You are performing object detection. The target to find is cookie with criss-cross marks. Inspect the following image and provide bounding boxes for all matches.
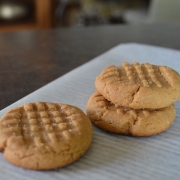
[95,62,180,109]
[0,102,92,170]
[86,92,176,136]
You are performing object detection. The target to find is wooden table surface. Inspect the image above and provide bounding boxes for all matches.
[0,23,180,110]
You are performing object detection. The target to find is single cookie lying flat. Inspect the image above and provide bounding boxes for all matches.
[86,92,176,136]
[95,62,180,109]
[0,102,92,170]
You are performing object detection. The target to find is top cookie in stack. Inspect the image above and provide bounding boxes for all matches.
[86,62,180,136]
[95,62,180,109]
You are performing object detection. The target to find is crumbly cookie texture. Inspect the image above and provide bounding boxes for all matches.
[86,92,176,136]
[95,62,180,109]
[0,102,92,170]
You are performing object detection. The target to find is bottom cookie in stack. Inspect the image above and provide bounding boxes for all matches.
[86,91,176,136]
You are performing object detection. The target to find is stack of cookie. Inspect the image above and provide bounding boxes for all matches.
[87,62,180,136]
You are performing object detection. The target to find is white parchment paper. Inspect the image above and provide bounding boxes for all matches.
[0,43,180,180]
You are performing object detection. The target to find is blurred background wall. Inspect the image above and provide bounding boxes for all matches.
[0,0,179,32]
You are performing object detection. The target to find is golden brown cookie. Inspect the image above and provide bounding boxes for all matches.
[95,62,180,109]
[0,102,92,170]
[86,92,176,136]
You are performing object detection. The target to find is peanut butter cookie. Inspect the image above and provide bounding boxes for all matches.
[0,102,92,170]
[95,62,180,109]
[86,92,176,136]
